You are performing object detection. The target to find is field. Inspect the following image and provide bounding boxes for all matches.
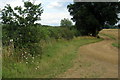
[99,29,119,48]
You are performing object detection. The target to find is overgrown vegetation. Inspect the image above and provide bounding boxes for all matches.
[3,37,102,78]
[1,1,44,57]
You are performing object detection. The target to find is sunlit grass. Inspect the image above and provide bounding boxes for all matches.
[112,42,120,48]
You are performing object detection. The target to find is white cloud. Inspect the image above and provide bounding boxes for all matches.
[47,2,63,9]
[40,12,72,26]
[34,0,42,4]
[9,0,24,8]
[1,0,42,9]
[37,0,73,2]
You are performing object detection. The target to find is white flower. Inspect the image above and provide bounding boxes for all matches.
[26,57,28,59]
[37,66,39,68]
[37,62,39,64]
[32,57,34,59]
[26,62,28,64]
[10,39,13,42]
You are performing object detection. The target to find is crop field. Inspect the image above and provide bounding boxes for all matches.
[99,29,118,39]
[99,29,120,48]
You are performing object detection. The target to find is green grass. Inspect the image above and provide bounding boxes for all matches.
[112,42,120,48]
[2,37,103,78]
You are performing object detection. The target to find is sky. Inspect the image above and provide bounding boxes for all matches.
[0,0,74,26]
[0,0,120,26]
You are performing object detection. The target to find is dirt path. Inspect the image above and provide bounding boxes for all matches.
[58,35,118,78]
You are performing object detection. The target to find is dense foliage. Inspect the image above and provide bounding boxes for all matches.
[67,2,120,36]
[2,25,76,56]
[1,2,43,26]
[118,24,120,28]
[1,1,44,56]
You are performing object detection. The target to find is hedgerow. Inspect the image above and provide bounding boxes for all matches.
[2,25,77,59]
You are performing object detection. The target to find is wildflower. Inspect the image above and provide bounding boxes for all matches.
[26,61,28,64]
[10,39,13,42]
[37,66,39,68]
[25,57,28,60]
[32,57,34,59]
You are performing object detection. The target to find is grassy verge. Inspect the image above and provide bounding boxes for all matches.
[3,37,103,78]
[112,43,120,48]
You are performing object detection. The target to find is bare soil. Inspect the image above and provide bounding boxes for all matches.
[57,35,118,78]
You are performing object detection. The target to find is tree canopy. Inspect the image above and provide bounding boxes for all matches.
[1,1,43,27]
[1,1,43,49]
[60,18,73,27]
[67,2,120,36]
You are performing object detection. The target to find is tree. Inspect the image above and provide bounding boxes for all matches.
[67,2,120,36]
[1,1,43,27]
[1,1,43,48]
[118,24,120,28]
[60,18,73,27]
